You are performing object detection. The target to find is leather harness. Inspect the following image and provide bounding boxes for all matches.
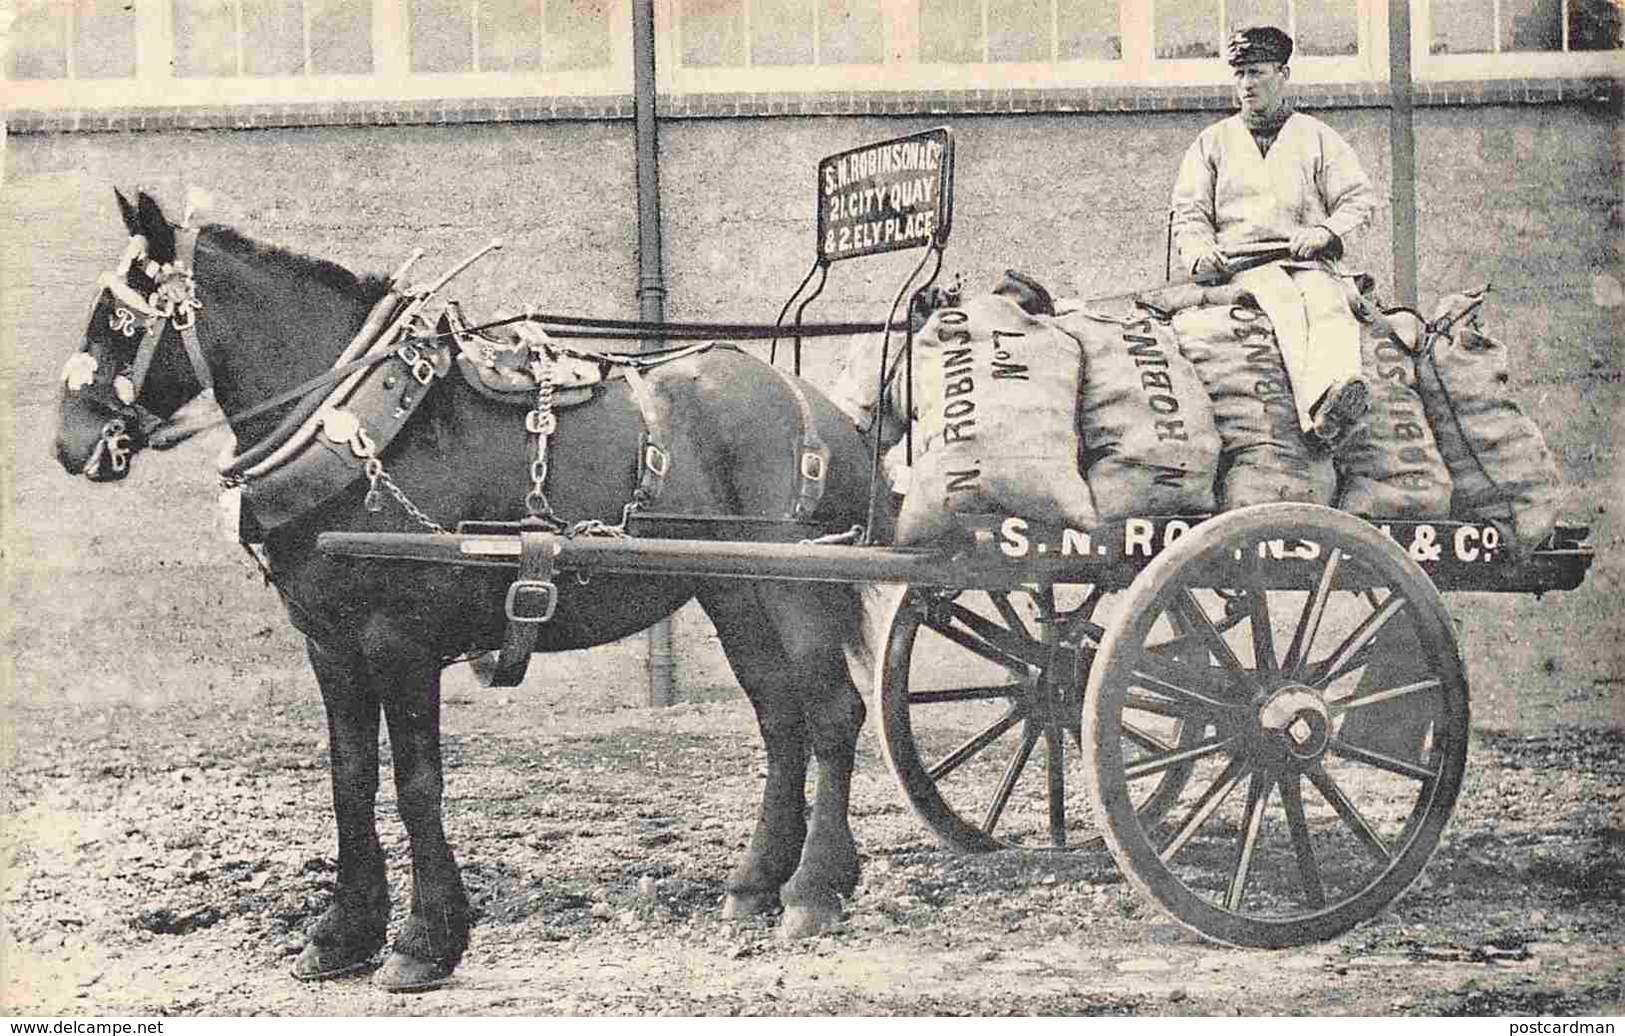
[82,231,850,689]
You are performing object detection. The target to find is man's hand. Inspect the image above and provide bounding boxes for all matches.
[1289,225,1338,259]
[1193,248,1231,285]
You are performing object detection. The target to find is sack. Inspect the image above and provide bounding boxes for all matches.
[1173,304,1336,510]
[1334,307,1453,518]
[1413,292,1563,552]
[895,293,1098,544]
[1057,308,1219,519]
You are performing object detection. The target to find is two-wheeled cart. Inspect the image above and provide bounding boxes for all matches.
[321,504,1592,947]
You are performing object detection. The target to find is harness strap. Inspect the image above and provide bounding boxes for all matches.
[763,364,830,521]
[473,526,560,688]
[620,366,671,512]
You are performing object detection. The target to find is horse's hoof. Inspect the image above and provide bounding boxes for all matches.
[778,900,839,941]
[374,951,453,993]
[721,889,780,920]
[291,942,379,982]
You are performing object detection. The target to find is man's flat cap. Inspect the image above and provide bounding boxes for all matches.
[1226,25,1294,66]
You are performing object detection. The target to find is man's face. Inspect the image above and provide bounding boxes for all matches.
[1234,61,1289,115]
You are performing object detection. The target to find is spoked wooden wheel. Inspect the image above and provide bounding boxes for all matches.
[1083,504,1468,947]
[877,583,1197,852]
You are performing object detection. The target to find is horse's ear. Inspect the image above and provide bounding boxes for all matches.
[136,191,176,262]
[115,189,140,237]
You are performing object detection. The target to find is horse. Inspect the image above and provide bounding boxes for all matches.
[53,190,888,992]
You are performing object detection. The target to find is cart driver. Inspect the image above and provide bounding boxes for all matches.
[1170,25,1378,451]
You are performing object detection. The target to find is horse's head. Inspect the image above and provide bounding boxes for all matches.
[55,190,213,481]
[828,332,913,451]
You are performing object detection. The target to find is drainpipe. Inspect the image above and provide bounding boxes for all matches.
[1388,0,1419,307]
[634,0,676,706]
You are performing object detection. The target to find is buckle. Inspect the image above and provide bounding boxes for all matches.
[398,343,436,385]
[644,444,670,478]
[800,449,828,482]
[505,579,558,624]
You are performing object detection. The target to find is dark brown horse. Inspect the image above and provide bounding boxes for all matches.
[54,191,884,991]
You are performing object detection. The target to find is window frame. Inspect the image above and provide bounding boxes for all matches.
[1413,0,1623,80]
[5,0,1616,111]
[3,0,634,110]
[657,0,1382,92]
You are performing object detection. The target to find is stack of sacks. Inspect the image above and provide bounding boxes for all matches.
[1054,306,1220,519]
[1333,298,1454,518]
[1172,304,1337,510]
[895,292,1098,545]
[1413,289,1564,553]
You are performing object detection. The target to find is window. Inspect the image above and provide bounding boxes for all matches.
[673,0,884,67]
[917,0,1121,63]
[1153,0,1359,61]
[1429,0,1621,54]
[171,0,372,77]
[7,0,138,80]
[407,0,612,74]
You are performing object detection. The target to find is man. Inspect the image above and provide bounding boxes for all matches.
[1170,25,1378,449]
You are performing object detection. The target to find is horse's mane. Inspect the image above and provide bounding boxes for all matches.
[203,224,393,304]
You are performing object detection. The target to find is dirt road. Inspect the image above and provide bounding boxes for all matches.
[3,655,1619,1016]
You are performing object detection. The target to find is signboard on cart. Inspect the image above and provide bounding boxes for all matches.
[817,127,954,263]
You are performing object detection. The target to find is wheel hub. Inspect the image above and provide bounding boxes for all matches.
[1257,685,1330,760]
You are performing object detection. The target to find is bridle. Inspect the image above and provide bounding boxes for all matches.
[73,227,212,476]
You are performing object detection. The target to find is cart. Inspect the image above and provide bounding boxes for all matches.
[317,129,1595,948]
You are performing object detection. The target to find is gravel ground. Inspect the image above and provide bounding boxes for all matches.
[3,655,1620,1016]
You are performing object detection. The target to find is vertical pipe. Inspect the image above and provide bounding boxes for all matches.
[633,0,676,706]
[1388,0,1419,307]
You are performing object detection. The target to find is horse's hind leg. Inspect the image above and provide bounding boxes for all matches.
[774,584,865,939]
[294,640,391,981]
[373,660,471,992]
[699,587,810,919]
[703,582,865,938]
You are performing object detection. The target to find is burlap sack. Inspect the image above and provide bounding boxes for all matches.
[1173,304,1336,510]
[1335,307,1454,518]
[1413,294,1563,552]
[895,293,1098,545]
[1056,308,1219,519]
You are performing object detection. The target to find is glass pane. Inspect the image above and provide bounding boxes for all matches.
[310,0,372,73]
[174,0,239,77]
[1224,0,1289,38]
[242,0,304,76]
[751,0,814,64]
[1503,0,1561,50]
[989,0,1049,61]
[1570,0,1624,50]
[1058,0,1122,60]
[1429,0,1493,53]
[8,1,68,79]
[1295,0,1358,56]
[920,0,982,62]
[544,0,610,70]
[73,0,139,78]
[820,0,883,63]
[1155,0,1219,58]
[681,0,746,66]
[480,0,540,72]
[411,0,473,72]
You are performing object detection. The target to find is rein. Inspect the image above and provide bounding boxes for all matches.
[153,311,913,452]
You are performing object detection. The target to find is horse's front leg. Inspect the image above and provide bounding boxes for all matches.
[294,639,391,981]
[374,660,470,992]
